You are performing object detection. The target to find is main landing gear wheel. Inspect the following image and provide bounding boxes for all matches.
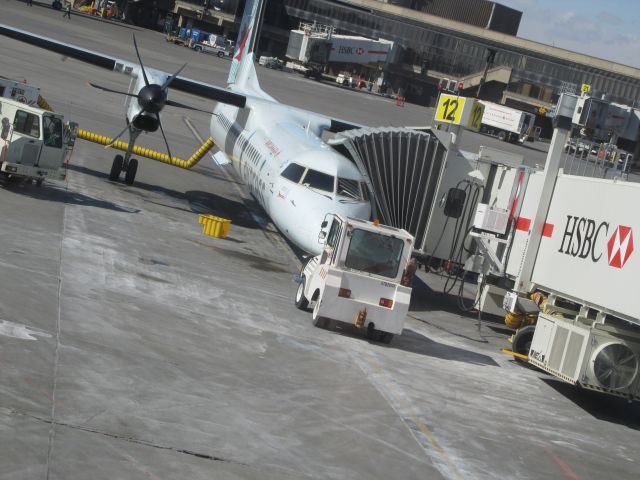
[124,158,138,185]
[295,278,309,310]
[109,154,123,181]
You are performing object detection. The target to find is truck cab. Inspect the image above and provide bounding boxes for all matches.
[0,98,73,185]
[295,214,414,342]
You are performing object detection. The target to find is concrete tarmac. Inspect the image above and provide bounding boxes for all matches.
[1,3,639,479]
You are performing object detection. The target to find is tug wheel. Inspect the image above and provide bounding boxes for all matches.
[295,278,309,310]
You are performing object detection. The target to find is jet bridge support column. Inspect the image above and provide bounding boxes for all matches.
[512,94,575,294]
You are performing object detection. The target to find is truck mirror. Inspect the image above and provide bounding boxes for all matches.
[318,231,327,242]
[321,220,328,228]
[443,188,466,218]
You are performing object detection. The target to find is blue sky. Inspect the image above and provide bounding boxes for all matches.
[497,0,640,68]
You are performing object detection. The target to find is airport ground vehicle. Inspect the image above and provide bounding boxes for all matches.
[0,97,74,186]
[165,31,189,46]
[478,100,536,143]
[295,214,414,343]
[0,77,40,106]
[192,42,231,58]
[258,56,284,70]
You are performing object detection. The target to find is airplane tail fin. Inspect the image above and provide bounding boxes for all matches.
[227,0,266,90]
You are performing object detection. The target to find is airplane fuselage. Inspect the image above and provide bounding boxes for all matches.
[210,98,371,255]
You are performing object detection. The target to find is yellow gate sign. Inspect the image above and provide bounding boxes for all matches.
[434,94,483,131]
[467,101,484,131]
[435,93,466,124]
[581,83,591,93]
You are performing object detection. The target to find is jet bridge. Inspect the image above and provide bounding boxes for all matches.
[329,126,484,265]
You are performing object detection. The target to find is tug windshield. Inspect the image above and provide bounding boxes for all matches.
[345,229,404,278]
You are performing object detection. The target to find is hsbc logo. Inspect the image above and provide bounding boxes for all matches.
[558,215,634,268]
[338,46,366,55]
[607,225,634,268]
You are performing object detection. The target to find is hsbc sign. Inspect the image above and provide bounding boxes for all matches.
[528,174,640,321]
[558,215,634,268]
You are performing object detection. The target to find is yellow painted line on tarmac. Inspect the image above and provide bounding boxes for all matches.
[411,415,464,480]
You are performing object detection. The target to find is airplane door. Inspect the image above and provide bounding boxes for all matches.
[37,114,64,169]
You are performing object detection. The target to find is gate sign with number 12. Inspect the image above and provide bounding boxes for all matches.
[467,102,484,131]
[435,94,483,131]
[435,94,465,124]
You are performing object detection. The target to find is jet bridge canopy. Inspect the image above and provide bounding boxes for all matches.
[330,126,478,261]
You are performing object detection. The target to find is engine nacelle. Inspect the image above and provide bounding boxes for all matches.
[131,113,159,132]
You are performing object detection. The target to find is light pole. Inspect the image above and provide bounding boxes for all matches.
[476,48,496,100]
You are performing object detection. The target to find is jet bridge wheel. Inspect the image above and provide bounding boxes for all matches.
[512,325,536,362]
[124,158,138,185]
[295,278,309,310]
[109,154,123,181]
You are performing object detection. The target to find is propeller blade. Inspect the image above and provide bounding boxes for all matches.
[87,81,138,97]
[105,122,130,148]
[165,99,211,114]
[162,63,187,91]
[155,113,173,161]
[132,34,150,87]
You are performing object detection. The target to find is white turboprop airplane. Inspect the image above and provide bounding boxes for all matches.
[0,0,371,255]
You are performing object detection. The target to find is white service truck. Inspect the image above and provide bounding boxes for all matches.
[468,93,640,400]
[478,100,536,143]
[0,97,74,186]
[295,214,415,343]
[0,77,40,106]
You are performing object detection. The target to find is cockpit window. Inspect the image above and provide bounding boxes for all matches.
[337,178,362,200]
[280,163,305,183]
[303,169,334,193]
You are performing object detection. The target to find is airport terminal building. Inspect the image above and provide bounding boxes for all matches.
[163,0,640,139]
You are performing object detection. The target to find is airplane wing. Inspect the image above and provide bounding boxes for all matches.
[0,23,246,108]
[0,23,363,131]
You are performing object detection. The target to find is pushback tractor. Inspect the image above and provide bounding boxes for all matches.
[295,214,415,343]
